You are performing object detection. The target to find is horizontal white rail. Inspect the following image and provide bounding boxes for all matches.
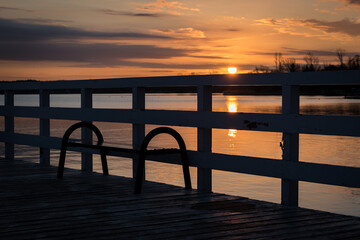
[1,106,359,137]
[1,132,359,188]
[1,71,360,207]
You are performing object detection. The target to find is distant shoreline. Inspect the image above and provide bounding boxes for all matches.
[1,77,359,97]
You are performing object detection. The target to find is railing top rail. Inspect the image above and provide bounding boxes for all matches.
[1,71,359,92]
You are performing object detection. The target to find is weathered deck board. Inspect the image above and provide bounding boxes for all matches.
[0,159,359,240]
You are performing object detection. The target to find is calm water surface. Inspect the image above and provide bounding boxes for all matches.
[1,94,359,216]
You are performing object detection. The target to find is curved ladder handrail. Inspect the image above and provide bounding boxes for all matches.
[135,127,192,193]
[57,121,108,179]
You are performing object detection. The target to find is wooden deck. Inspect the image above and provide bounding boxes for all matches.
[1,159,359,240]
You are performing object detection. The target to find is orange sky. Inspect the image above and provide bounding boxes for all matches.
[1,0,360,80]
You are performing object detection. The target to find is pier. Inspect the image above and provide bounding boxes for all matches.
[1,71,360,238]
[1,159,360,239]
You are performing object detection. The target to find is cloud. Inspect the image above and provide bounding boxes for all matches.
[283,47,360,56]
[151,27,206,38]
[321,0,360,10]
[0,42,192,64]
[247,48,360,58]
[0,40,231,70]
[15,18,72,25]
[303,18,360,36]
[225,28,242,32]
[256,18,323,38]
[73,61,232,69]
[256,17,360,37]
[190,55,227,59]
[282,48,339,56]
[136,0,199,15]
[100,9,166,17]
[0,6,32,12]
[70,60,254,71]
[0,18,170,42]
[342,0,360,6]
[314,8,338,15]
[0,17,223,70]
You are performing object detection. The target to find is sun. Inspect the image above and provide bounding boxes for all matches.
[228,67,237,74]
[228,103,237,112]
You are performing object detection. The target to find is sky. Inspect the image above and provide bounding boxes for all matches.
[1,0,360,80]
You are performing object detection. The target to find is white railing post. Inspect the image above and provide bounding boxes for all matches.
[81,88,93,172]
[132,87,145,179]
[197,85,212,192]
[40,90,50,166]
[281,84,300,206]
[5,90,14,160]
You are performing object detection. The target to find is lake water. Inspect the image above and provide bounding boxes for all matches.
[1,94,359,217]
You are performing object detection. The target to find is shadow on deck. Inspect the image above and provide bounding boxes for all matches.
[0,159,359,240]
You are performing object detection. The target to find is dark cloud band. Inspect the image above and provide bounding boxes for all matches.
[345,0,360,6]
[0,18,170,42]
[0,42,190,62]
[100,9,166,17]
[247,48,360,57]
[0,6,32,12]
[303,18,360,37]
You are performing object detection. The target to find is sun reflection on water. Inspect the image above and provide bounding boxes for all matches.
[227,102,237,113]
[228,129,237,138]
[227,97,238,138]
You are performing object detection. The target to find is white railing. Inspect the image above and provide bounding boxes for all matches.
[1,70,360,206]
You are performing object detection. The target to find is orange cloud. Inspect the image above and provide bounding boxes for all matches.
[0,6,32,12]
[314,8,338,15]
[256,17,360,38]
[320,0,360,10]
[341,0,360,5]
[151,27,206,38]
[136,0,199,15]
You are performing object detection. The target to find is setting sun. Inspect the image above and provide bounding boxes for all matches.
[228,67,237,74]
[228,102,237,112]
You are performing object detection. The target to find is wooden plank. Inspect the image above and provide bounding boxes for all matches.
[189,217,358,240]
[81,88,93,172]
[197,85,212,192]
[272,223,360,240]
[4,91,14,160]
[132,87,145,179]
[0,160,358,240]
[281,84,299,206]
[39,90,50,166]
[0,196,307,239]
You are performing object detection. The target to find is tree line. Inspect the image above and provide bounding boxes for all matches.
[253,49,360,73]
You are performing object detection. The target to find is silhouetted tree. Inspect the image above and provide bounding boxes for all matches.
[323,64,339,71]
[336,48,346,70]
[282,58,301,72]
[253,65,271,73]
[303,52,320,71]
[274,52,284,72]
[348,55,360,70]
[208,69,219,74]
[252,49,360,73]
